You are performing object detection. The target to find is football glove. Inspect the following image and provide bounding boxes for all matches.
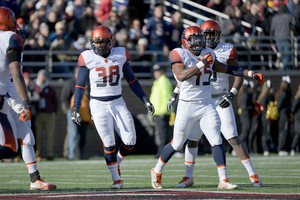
[167,92,179,113]
[0,95,4,110]
[219,92,235,109]
[19,100,31,121]
[71,108,82,125]
[9,97,24,114]
[196,53,214,70]
[144,98,155,116]
[251,72,265,84]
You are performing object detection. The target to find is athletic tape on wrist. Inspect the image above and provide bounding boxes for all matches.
[174,87,180,94]
[248,71,253,77]
[230,88,238,95]
[196,61,205,70]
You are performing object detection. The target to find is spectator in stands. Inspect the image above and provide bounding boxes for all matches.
[142,5,170,62]
[241,0,252,16]
[102,10,125,35]
[276,75,292,156]
[39,23,50,45]
[238,80,254,149]
[51,0,65,21]
[73,0,86,21]
[222,5,244,37]
[291,84,300,156]
[36,5,48,23]
[48,21,71,50]
[287,0,299,15]
[75,6,98,36]
[248,83,262,154]
[27,15,41,40]
[243,2,262,35]
[115,28,135,50]
[95,0,112,23]
[64,2,76,38]
[167,11,184,50]
[129,18,144,46]
[35,0,51,17]
[17,18,26,31]
[61,66,78,160]
[31,69,59,161]
[270,4,296,70]
[149,64,173,158]
[205,0,225,19]
[19,0,37,24]
[46,10,58,34]
[259,80,275,156]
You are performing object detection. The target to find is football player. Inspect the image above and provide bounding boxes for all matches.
[71,25,155,189]
[150,26,264,189]
[168,20,262,189]
[5,23,56,190]
[0,7,30,160]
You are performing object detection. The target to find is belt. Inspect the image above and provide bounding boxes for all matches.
[180,99,209,104]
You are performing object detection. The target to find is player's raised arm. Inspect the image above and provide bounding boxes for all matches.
[71,54,89,125]
[212,59,265,84]
[123,49,155,115]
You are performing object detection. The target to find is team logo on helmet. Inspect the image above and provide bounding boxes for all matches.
[0,7,16,31]
[200,20,221,48]
[90,25,114,56]
[181,26,206,53]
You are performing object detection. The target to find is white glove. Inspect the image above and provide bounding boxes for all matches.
[8,97,24,115]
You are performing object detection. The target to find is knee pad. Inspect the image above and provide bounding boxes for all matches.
[209,135,223,146]
[187,140,199,148]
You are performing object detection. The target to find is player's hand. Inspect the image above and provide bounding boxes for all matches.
[251,72,265,84]
[196,53,213,70]
[219,92,235,109]
[71,108,82,125]
[9,97,24,114]
[0,95,4,110]
[19,100,31,121]
[167,92,179,113]
[144,98,155,116]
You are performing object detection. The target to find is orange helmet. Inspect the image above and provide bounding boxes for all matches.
[200,20,221,48]
[0,7,16,31]
[90,25,114,56]
[181,26,205,53]
[16,23,25,44]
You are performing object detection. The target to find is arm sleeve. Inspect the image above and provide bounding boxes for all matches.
[73,66,89,110]
[277,92,286,111]
[123,61,147,101]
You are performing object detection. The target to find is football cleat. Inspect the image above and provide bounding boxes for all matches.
[249,174,263,187]
[30,178,57,190]
[110,180,124,189]
[175,176,194,188]
[218,178,238,189]
[151,168,163,189]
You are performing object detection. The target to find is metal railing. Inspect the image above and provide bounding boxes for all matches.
[22,36,300,79]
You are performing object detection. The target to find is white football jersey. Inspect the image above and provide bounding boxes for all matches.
[169,47,216,101]
[211,42,238,95]
[7,53,23,99]
[79,47,128,98]
[0,31,20,95]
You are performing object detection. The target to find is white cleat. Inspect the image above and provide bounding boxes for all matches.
[30,178,57,190]
[249,174,263,187]
[151,168,163,189]
[175,176,194,188]
[110,180,124,189]
[218,178,238,189]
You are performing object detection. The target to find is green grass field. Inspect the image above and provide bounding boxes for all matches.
[0,153,300,194]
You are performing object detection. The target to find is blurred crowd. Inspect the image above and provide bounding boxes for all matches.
[1,0,300,75]
[230,75,300,156]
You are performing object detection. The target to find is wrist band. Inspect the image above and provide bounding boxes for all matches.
[248,70,253,77]
[230,88,238,95]
[174,87,180,94]
[196,61,205,70]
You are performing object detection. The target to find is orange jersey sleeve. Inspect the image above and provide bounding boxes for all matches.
[125,48,131,62]
[169,50,182,64]
[78,54,86,66]
[229,46,238,60]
